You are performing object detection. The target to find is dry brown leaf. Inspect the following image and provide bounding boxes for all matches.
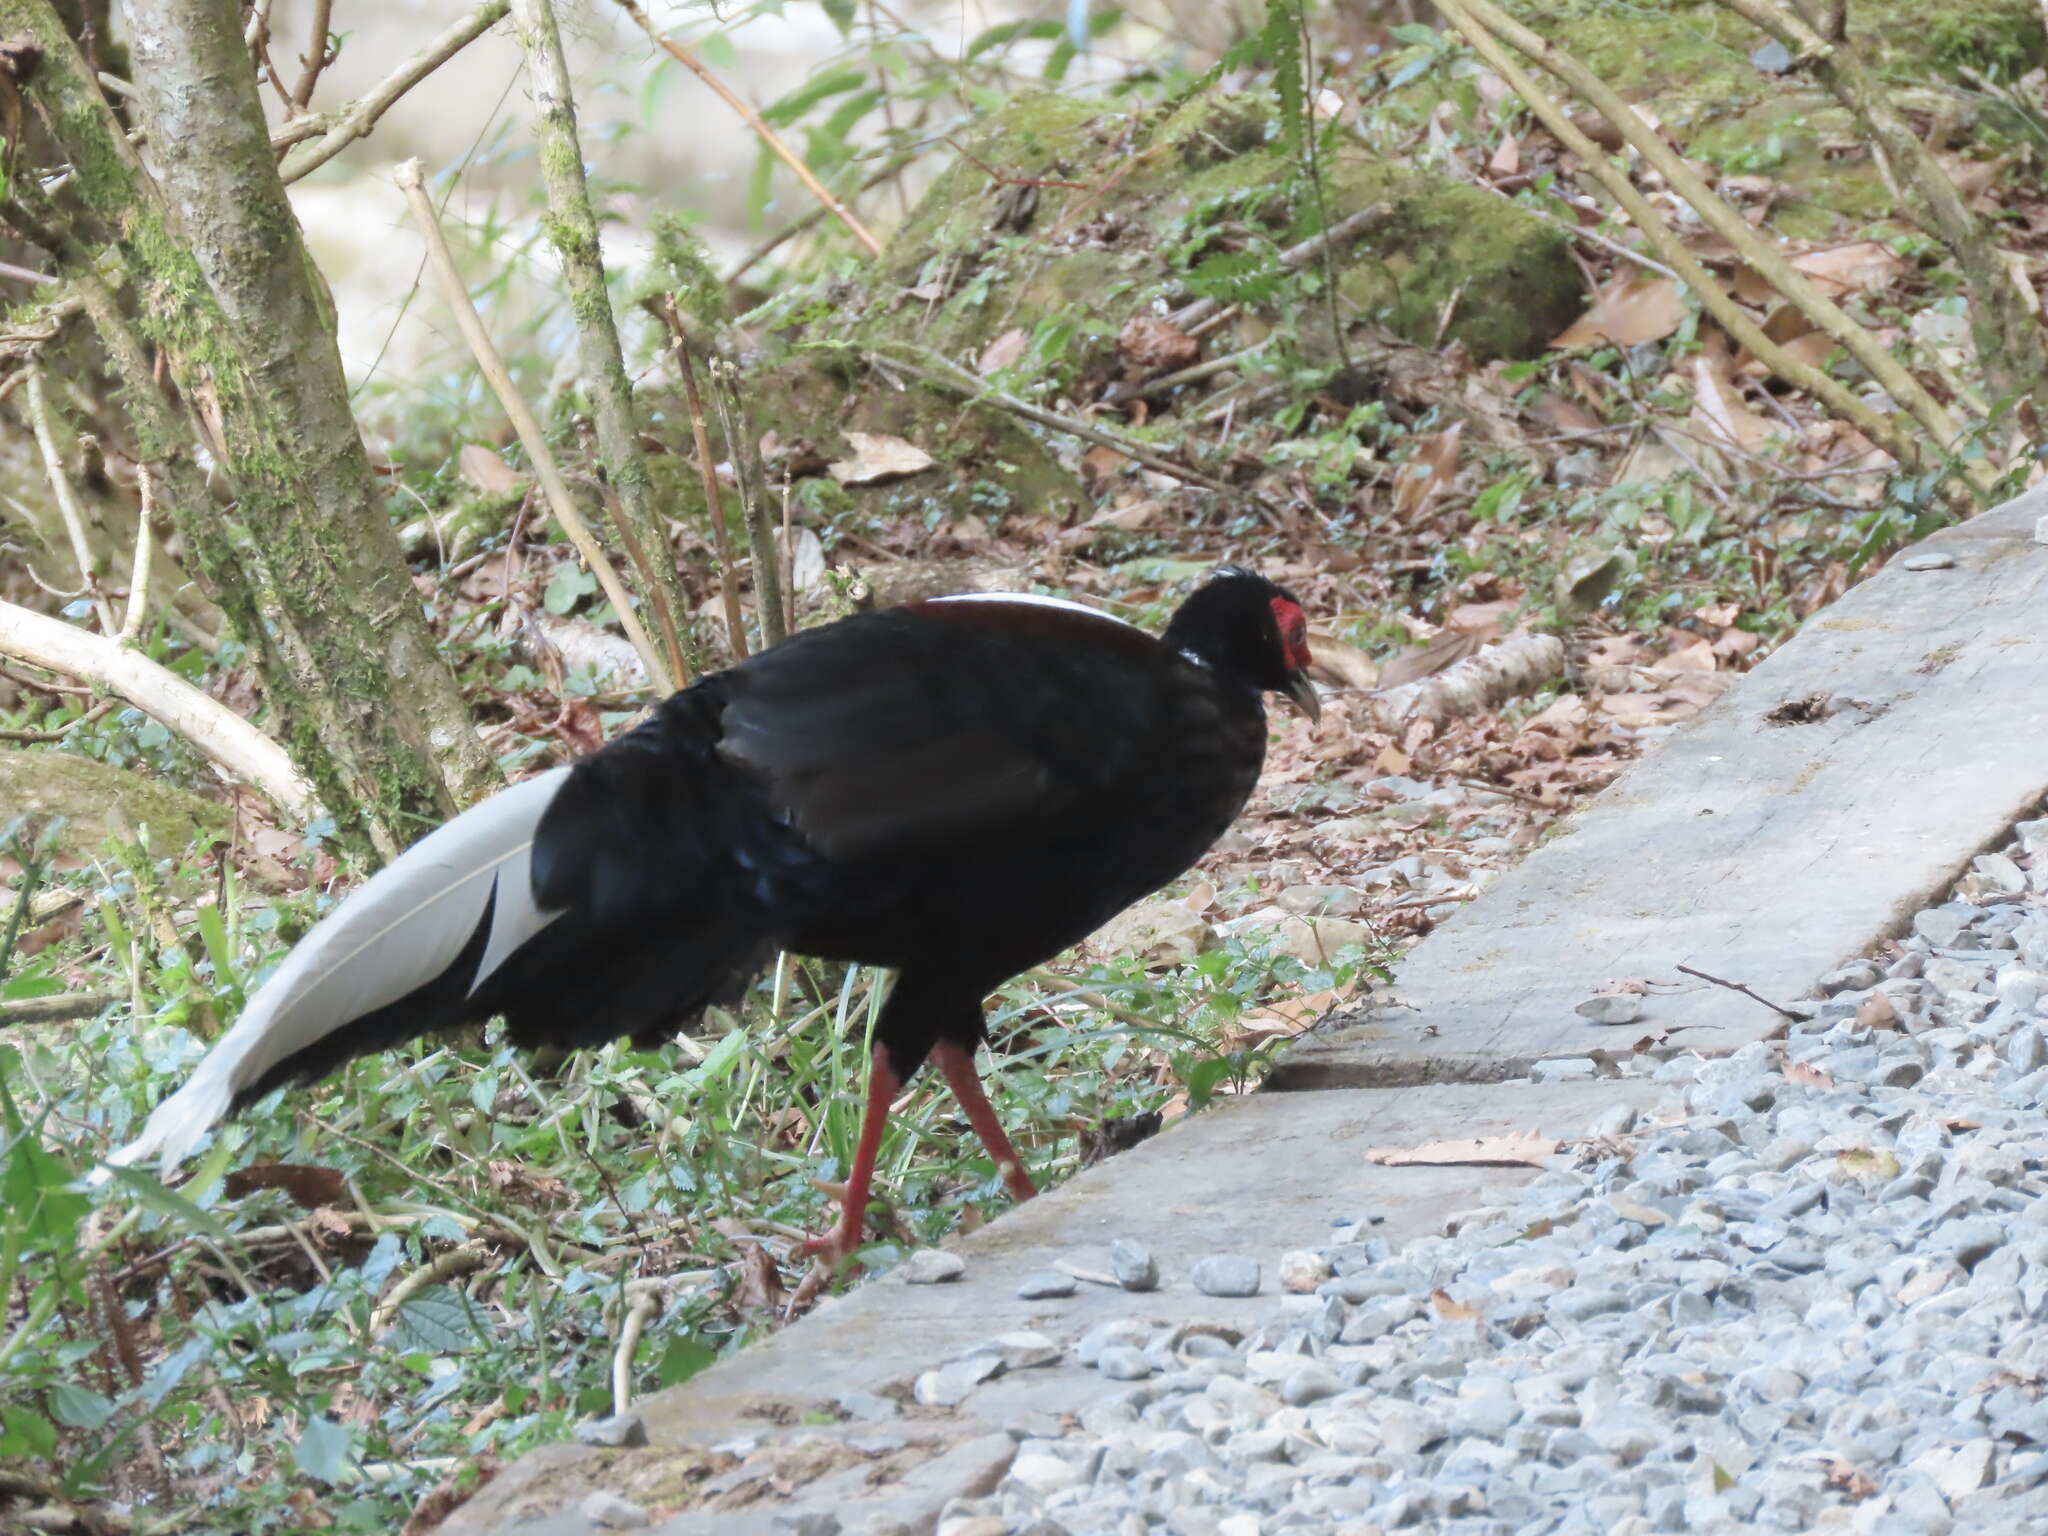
[828,431,936,486]
[978,327,1029,375]
[1793,241,1907,297]
[1651,638,1718,673]
[459,443,522,496]
[1118,315,1200,371]
[1375,742,1412,775]
[1306,633,1379,689]
[1786,1059,1835,1089]
[1609,1197,1667,1227]
[1531,391,1603,433]
[1447,598,1515,635]
[1690,356,1777,452]
[222,1163,348,1208]
[1524,693,1588,731]
[1432,1287,1482,1320]
[1368,1131,1561,1168]
[1488,134,1521,178]
[1390,422,1464,518]
[1857,991,1899,1031]
[1378,629,1484,689]
[1553,274,1687,348]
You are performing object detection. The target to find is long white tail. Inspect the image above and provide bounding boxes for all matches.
[103,768,572,1174]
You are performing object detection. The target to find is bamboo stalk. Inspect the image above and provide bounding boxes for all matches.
[395,158,674,695]
[509,0,697,681]
[660,306,749,662]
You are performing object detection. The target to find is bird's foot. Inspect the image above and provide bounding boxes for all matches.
[785,1220,866,1320]
[792,1217,866,1273]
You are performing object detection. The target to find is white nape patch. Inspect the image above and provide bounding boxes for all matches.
[926,592,1142,630]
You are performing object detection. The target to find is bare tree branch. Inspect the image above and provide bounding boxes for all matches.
[0,601,319,819]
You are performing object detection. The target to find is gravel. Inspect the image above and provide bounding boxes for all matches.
[945,812,2048,1536]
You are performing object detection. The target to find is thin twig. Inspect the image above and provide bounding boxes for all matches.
[612,0,883,257]
[0,259,57,286]
[1166,203,1393,333]
[871,348,1241,498]
[24,367,118,634]
[289,0,334,110]
[1675,963,1813,1022]
[656,300,748,660]
[711,358,786,648]
[120,465,155,643]
[278,2,511,184]
[0,991,112,1028]
[395,158,673,694]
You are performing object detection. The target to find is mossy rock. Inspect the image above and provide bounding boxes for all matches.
[863,90,1577,366]
[0,748,228,867]
[1398,0,2046,237]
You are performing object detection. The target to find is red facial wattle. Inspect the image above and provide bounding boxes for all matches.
[1269,596,1313,671]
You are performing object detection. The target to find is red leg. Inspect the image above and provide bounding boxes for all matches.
[932,1040,1037,1204]
[796,1045,900,1269]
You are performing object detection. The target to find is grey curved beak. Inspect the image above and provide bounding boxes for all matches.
[1283,671,1321,724]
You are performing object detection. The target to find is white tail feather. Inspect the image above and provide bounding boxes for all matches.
[103,768,572,1175]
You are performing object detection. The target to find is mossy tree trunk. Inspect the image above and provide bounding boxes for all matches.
[0,0,500,856]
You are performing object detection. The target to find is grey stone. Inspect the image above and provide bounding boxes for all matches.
[578,1491,651,1529]
[1917,909,1971,948]
[901,1249,966,1285]
[915,1353,1003,1407]
[1110,1239,1159,1292]
[574,1413,647,1448]
[836,1390,900,1422]
[1192,1256,1262,1297]
[1576,994,1643,1025]
[1016,1271,1078,1300]
[1901,550,1956,571]
[1097,1346,1153,1381]
[1279,1366,1342,1406]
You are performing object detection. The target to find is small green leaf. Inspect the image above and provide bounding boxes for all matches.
[656,1335,716,1387]
[0,1409,58,1459]
[294,1414,356,1484]
[543,564,599,615]
[391,1287,481,1353]
[49,1382,113,1431]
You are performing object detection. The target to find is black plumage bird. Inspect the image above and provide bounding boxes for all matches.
[113,567,1318,1263]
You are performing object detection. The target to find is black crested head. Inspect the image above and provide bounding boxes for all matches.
[1162,566,1320,721]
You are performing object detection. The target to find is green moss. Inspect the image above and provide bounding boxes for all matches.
[867,90,1575,367]
[0,749,227,864]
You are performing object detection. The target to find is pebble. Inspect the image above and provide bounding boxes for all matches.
[1016,1271,1078,1300]
[1109,1239,1158,1292]
[914,1353,1002,1407]
[1095,1346,1152,1381]
[1277,1249,1332,1293]
[1900,550,1955,571]
[1191,1256,1262,1297]
[1575,994,1643,1025]
[578,1491,651,1529]
[574,1412,647,1449]
[901,1249,965,1284]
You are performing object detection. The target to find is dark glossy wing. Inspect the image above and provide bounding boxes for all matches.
[715,605,1162,863]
